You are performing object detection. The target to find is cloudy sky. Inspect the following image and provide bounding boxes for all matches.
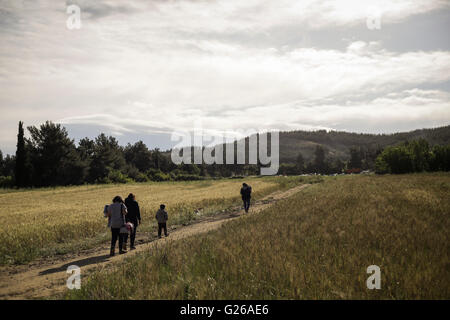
[1,0,450,154]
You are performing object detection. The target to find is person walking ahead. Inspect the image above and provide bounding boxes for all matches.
[124,193,141,250]
[240,183,252,213]
[107,196,128,256]
[155,204,168,238]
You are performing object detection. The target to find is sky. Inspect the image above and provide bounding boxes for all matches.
[1,0,450,154]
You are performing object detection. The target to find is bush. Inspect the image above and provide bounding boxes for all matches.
[107,170,133,184]
[376,140,450,174]
[375,156,389,174]
[123,165,140,180]
[429,145,450,171]
[278,163,299,175]
[174,174,204,181]
[0,176,13,188]
[376,144,413,174]
[147,170,171,182]
[134,172,149,182]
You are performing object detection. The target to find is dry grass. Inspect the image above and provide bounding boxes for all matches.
[67,173,449,300]
[0,177,285,264]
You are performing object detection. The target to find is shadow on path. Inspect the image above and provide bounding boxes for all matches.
[39,254,111,276]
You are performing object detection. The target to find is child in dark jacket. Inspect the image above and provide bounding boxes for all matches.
[155,204,168,238]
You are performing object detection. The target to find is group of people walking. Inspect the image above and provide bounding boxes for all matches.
[105,183,251,256]
[104,194,169,256]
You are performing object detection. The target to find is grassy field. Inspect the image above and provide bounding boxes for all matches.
[0,176,300,265]
[66,173,449,299]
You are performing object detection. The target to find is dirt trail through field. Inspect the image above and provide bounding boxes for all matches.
[0,184,308,299]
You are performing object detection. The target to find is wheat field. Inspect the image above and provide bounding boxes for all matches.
[0,177,286,264]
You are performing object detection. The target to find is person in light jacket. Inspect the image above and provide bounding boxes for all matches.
[155,204,168,238]
[106,196,128,256]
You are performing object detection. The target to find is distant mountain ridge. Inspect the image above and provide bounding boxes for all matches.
[277,125,450,163]
[182,125,450,164]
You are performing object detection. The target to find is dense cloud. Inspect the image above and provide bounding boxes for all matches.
[0,0,449,153]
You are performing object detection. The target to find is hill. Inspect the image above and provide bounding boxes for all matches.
[167,125,450,174]
[277,125,450,163]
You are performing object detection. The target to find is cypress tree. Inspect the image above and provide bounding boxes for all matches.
[15,121,27,187]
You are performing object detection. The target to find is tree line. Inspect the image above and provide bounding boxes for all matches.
[278,144,383,175]
[277,140,449,176]
[0,121,262,188]
[1,121,449,188]
[375,139,450,174]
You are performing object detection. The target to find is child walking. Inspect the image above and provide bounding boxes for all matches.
[155,204,169,238]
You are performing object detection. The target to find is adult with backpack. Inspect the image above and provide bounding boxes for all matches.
[240,183,252,213]
[124,193,141,250]
[106,196,128,256]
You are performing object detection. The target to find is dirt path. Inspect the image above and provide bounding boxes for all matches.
[0,184,308,299]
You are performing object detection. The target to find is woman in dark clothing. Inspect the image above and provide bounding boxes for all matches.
[124,193,141,250]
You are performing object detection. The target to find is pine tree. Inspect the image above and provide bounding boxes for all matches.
[349,147,363,169]
[296,152,305,173]
[27,121,87,186]
[313,145,326,173]
[15,121,28,187]
[0,150,3,176]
